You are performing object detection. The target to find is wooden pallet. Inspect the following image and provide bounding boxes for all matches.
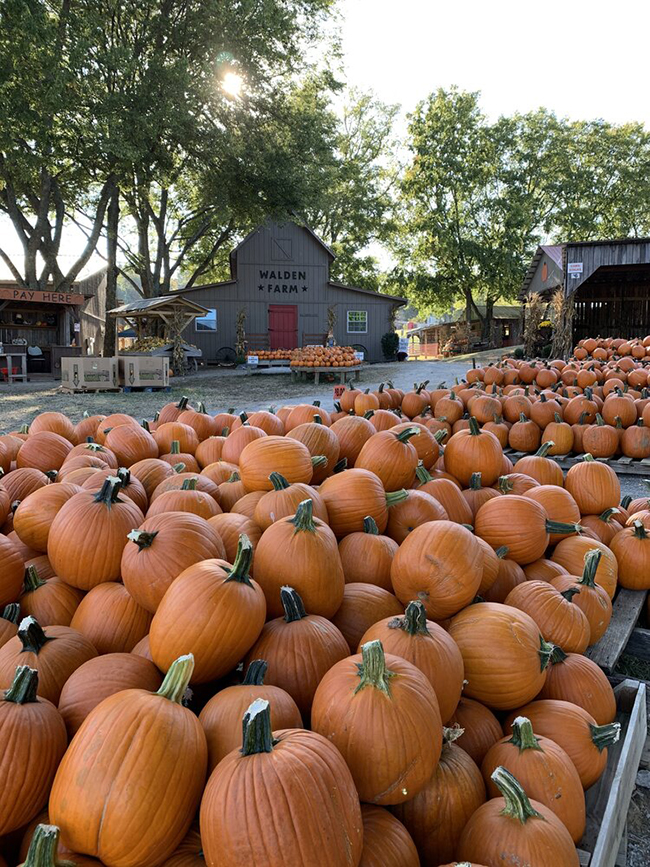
[505,448,650,476]
[587,589,649,674]
[121,385,172,393]
[58,386,123,394]
[290,365,362,385]
[577,679,647,866]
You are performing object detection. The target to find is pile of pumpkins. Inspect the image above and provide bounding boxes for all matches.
[0,393,647,866]
[290,346,359,368]
[574,335,650,360]
[246,349,293,361]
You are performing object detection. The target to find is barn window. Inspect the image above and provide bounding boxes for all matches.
[504,324,511,337]
[195,309,217,332]
[347,310,368,333]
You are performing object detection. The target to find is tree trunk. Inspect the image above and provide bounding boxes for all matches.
[483,296,495,346]
[103,183,119,357]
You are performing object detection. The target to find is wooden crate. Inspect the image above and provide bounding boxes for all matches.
[60,356,118,390]
[577,679,646,866]
[118,356,169,388]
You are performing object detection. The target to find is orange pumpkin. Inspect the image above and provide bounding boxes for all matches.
[444,417,503,486]
[239,436,318,491]
[504,580,591,654]
[355,427,420,490]
[331,583,403,652]
[358,805,419,867]
[549,549,612,643]
[564,453,620,515]
[319,469,407,536]
[13,483,83,554]
[20,567,83,627]
[447,696,504,765]
[252,472,328,529]
[537,646,616,725]
[70,583,153,655]
[514,441,564,486]
[337,516,398,591]
[551,536,618,598]
[609,519,650,589]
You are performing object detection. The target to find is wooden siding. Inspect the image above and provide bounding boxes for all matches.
[565,241,650,295]
[527,250,564,296]
[180,222,403,362]
[77,270,107,353]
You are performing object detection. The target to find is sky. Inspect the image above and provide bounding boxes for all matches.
[2,0,650,280]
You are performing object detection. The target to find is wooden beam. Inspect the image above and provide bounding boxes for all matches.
[586,589,648,674]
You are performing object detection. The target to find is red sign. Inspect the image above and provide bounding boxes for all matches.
[0,287,85,305]
[333,385,346,401]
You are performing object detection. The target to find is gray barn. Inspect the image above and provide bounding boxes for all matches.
[178,221,406,363]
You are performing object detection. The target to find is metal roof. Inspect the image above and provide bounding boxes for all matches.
[109,295,209,316]
[327,281,406,304]
[520,245,564,298]
[567,236,650,248]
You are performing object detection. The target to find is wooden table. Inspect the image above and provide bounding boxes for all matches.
[291,365,362,385]
[0,352,27,384]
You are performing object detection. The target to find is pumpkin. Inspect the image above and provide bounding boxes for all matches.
[285,401,332,430]
[540,412,573,455]
[252,472,328,529]
[0,666,67,836]
[254,499,344,618]
[447,696,503,765]
[385,488,448,543]
[330,415,375,465]
[200,698,363,867]
[231,489,266,518]
[220,424,267,464]
[415,470,473,523]
[149,535,266,683]
[443,417,503,486]
[537,646,616,725]
[58,652,163,737]
[514,442,564,486]
[48,478,144,590]
[13,483,81,553]
[178,403,219,440]
[582,414,620,458]
[551,536,618,598]
[474,495,580,565]
[475,537,503,595]
[131,635,153,661]
[16,432,73,473]
[70,583,153,655]
[391,521,483,619]
[159,440,200,473]
[523,485,581,543]
[564,453,620,515]
[359,805,419,867]
[121,512,226,613]
[337,516,398,591]
[435,390,464,424]
[63,441,118,468]
[0,534,25,609]
[153,421,200,456]
[20,567,83,627]
[503,699,620,789]
[523,558,569,582]
[0,617,97,704]
[158,396,193,424]
[621,418,650,458]
[355,427,420,490]
[286,418,340,483]
[319,468,407,536]
[29,411,76,442]
[244,586,349,719]
[81,467,148,513]
[508,413,541,452]
[216,471,246,510]
[245,409,286,437]
[104,423,158,466]
[462,472,500,520]
[495,472,540,496]
[160,822,203,867]
[331,583,403,652]
[207,513,261,564]
[0,603,20,649]
[0,466,49,503]
[201,460,240,486]
[609,519,650,589]
[199,658,302,773]
[391,726,486,865]
[549,549,612,643]
[146,477,222,520]
[359,600,464,723]
[213,407,238,432]
[392,421,440,469]
[448,603,551,710]
[482,553,526,604]
[128,457,176,499]
[194,435,227,468]
[50,654,207,866]
[239,436,322,493]
[311,640,442,804]
[504,580,591,653]
[458,766,579,866]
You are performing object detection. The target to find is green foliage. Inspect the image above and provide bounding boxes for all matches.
[381,331,399,360]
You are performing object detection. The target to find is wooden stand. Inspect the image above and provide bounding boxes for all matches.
[290,365,362,385]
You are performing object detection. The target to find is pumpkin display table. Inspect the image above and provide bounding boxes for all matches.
[291,364,362,384]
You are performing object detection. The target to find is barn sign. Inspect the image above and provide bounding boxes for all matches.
[0,287,85,305]
[258,269,308,294]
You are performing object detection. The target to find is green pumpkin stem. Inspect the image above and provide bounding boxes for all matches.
[180,477,198,491]
[497,476,514,495]
[224,535,254,586]
[269,472,290,491]
[620,495,633,509]
[496,546,509,559]
[580,549,602,587]
[242,659,268,686]
[221,426,230,437]
[632,519,648,539]
[545,519,583,535]
[23,565,46,593]
[18,617,52,654]
[239,411,249,424]
[390,600,428,635]
[241,698,275,755]
[141,419,151,432]
[170,440,181,455]
[94,476,122,506]
[433,428,449,444]
[333,458,348,473]
[590,721,621,752]
[226,471,241,483]
[534,441,554,457]
[280,586,307,622]
[21,823,64,867]
[117,468,131,487]
[177,396,189,410]
[311,455,328,469]
[395,426,420,444]
[595,413,605,426]
[198,401,207,414]
[598,507,619,523]
[560,587,581,602]
[355,639,395,695]
[44,470,58,482]
[385,489,408,507]
[538,636,554,671]
[518,412,528,424]
[156,654,195,704]
[467,416,481,436]
[415,465,433,485]
[363,516,379,534]
[491,766,543,824]
[2,603,20,624]
[583,453,595,462]
[549,645,568,665]
[508,716,543,752]
[469,472,482,490]
[173,462,186,473]
[4,665,39,704]
[127,529,159,551]
[289,499,316,532]
[313,414,323,425]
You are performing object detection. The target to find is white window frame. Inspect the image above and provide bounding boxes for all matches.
[195,308,217,333]
[347,310,368,334]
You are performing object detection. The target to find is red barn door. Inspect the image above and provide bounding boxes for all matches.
[268,305,298,349]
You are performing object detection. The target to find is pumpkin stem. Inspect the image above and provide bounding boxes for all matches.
[156,654,195,704]
[180,477,198,491]
[442,724,465,745]
[311,455,328,469]
[289,499,316,533]
[173,462,186,473]
[599,507,619,523]
[390,600,428,635]
[621,494,633,509]
[469,472,482,490]
[4,664,39,704]
[560,587,581,602]
[154,411,160,422]
[580,549,602,587]
[590,722,621,752]
[534,441,553,457]
[518,412,528,424]
[23,565,46,593]
[280,586,308,622]
[127,528,159,551]
[2,603,20,624]
[333,458,348,474]
[363,516,379,535]
[633,519,648,539]
[141,419,151,432]
[242,659,268,686]
[84,441,103,451]
[491,766,543,824]
[221,426,230,437]
[224,535,254,586]
[116,468,131,487]
[44,470,58,481]
[385,489,408,507]
[545,519,583,536]
[363,410,375,419]
[553,412,563,423]
[177,396,189,410]
[17,616,52,654]
[355,639,395,696]
[269,472,290,491]
[21,823,65,867]
[583,453,595,462]
[496,546,509,559]
[508,716,543,752]
[467,416,481,436]
[595,413,605,426]
[497,476,514,495]
[241,698,275,755]
[313,414,323,425]
[226,472,241,483]
[197,401,207,414]
[433,428,448,444]
[94,476,122,506]
[415,465,433,485]
[549,645,568,665]
[170,440,181,455]
[395,426,419,444]
[538,636,554,671]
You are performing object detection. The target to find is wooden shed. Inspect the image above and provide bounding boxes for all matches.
[521,239,650,342]
[176,221,406,363]
[407,304,523,358]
